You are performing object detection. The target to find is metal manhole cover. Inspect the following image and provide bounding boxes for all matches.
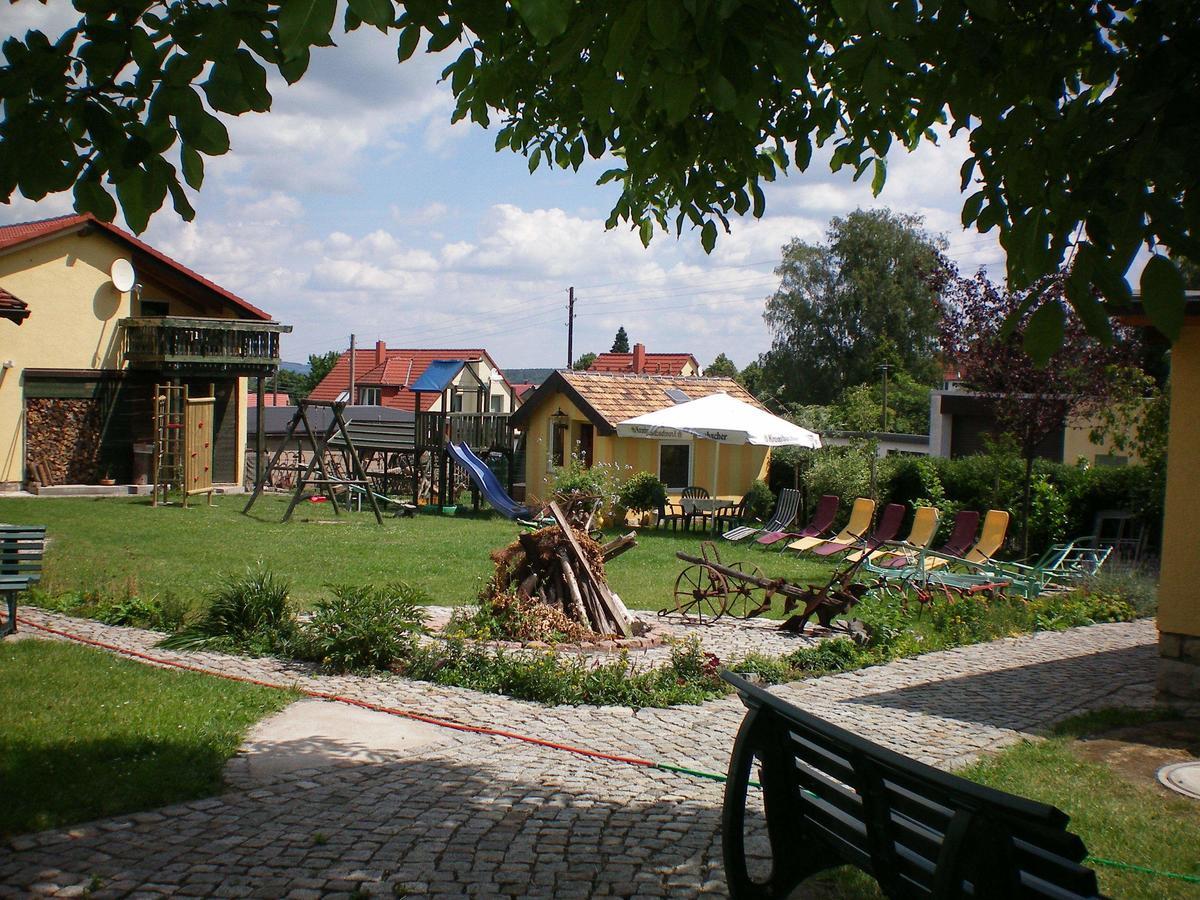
[1157,761,1200,800]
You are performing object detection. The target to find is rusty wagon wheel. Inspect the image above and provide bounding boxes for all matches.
[721,561,767,619]
[670,564,730,625]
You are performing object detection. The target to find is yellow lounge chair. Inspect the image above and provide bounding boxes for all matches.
[855,506,941,564]
[964,508,1010,564]
[789,497,875,553]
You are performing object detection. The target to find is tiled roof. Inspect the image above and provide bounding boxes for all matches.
[0,213,272,321]
[0,286,30,324]
[512,370,762,434]
[308,348,504,413]
[588,351,698,375]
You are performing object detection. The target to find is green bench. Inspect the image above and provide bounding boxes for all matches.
[1,525,46,637]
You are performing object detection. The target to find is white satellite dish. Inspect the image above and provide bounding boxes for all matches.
[110,258,135,293]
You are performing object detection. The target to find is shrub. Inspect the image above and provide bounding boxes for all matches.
[618,471,667,513]
[446,591,590,644]
[160,570,295,655]
[294,582,429,673]
[784,638,869,674]
[1028,592,1137,631]
[803,446,876,521]
[743,479,775,522]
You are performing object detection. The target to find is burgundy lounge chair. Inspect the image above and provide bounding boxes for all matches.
[757,494,838,546]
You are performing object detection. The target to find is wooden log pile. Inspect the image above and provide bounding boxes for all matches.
[25,398,104,485]
[482,501,635,638]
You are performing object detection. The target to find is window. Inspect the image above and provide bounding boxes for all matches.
[551,422,567,467]
[140,299,170,317]
[450,392,464,412]
[659,442,691,489]
[490,393,505,413]
[359,387,381,405]
[576,424,594,468]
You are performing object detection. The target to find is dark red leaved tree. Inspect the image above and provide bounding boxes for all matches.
[937,267,1134,558]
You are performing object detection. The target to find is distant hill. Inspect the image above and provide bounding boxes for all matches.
[503,367,555,385]
[280,361,310,375]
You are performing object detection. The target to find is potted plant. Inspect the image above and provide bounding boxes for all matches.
[619,472,668,527]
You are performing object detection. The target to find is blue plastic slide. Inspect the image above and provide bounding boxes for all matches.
[446,442,532,520]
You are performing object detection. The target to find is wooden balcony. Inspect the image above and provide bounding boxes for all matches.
[120,317,292,375]
[417,411,514,452]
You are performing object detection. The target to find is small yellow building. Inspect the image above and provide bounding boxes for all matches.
[0,214,290,491]
[509,371,770,502]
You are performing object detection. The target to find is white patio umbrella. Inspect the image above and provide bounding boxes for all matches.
[616,393,820,506]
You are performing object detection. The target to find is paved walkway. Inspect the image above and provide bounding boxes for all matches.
[2,611,1158,898]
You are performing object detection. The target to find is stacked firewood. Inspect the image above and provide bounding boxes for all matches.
[482,501,636,638]
[25,399,104,485]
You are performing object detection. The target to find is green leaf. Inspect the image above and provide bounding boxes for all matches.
[528,148,541,173]
[115,170,152,234]
[278,0,337,61]
[396,24,421,62]
[180,143,204,190]
[512,0,571,45]
[167,176,196,221]
[659,72,696,123]
[1022,301,1065,366]
[1064,265,1112,344]
[751,182,765,218]
[1139,254,1186,343]
[639,218,654,247]
[646,0,683,47]
[604,2,645,73]
[450,48,474,94]
[279,47,310,84]
[178,108,230,156]
[961,190,985,227]
[203,58,252,115]
[347,0,394,30]
[870,158,886,196]
[73,177,116,221]
[235,51,272,111]
[701,220,717,253]
[832,0,868,29]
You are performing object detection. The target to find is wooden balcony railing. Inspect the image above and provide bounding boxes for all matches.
[120,317,292,375]
[417,411,514,451]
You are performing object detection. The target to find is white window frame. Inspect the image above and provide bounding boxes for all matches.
[359,386,381,405]
[658,441,693,490]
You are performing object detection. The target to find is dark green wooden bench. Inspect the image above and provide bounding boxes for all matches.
[722,672,1100,898]
[1,525,46,637]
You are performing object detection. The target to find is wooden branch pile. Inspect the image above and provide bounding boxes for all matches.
[483,501,635,638]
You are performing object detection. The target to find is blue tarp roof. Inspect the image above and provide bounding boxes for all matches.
[409,359,465,393]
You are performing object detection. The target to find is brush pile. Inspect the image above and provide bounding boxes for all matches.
[480,501,636,639]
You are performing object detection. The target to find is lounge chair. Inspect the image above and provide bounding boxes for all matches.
[864,504,945,566]
[933,537,1112,600]
[812,502,904,558]
[964,509,1010,564]
[870,509,979,572]
[788,497,875,553]
[756,494,837,547]
[845,504,936,563]
[722,488,800,542]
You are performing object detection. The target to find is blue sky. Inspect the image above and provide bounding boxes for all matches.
[3,7,1008,372]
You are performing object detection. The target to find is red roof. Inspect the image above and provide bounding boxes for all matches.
[0,287,30,324]
[309,347,509,413]
[589,351,699,375]
[0,213,272,321]
[247,392,293,407]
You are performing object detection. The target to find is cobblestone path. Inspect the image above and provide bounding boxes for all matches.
[1,611,1157,898]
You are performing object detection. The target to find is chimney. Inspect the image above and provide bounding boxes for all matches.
[632,342,646,374]
[375,340,387,366]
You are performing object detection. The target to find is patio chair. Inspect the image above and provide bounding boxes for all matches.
[655,497,687,531]
[788,497,875,553]
[843,503,925,563]
[813,502,904,558]
[756,494,838,547]
[712,494,748,534]
[681,486,712,531]
[871,509,981,572]
[723,488,800,542]
[964,508,1010,564]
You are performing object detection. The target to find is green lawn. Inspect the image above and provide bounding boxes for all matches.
[0,494,837,613]
[0,639,294,837]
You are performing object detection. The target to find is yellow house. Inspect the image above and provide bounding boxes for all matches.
[0,214,290,491]
[509,370,770,502]
[1117,292,1200,706]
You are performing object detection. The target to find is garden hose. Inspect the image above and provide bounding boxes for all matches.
[15,616,1199,887]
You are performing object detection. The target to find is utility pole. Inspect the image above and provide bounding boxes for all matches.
[348,333,356,405]
[878,363,892,433]
[566,287,575,368]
